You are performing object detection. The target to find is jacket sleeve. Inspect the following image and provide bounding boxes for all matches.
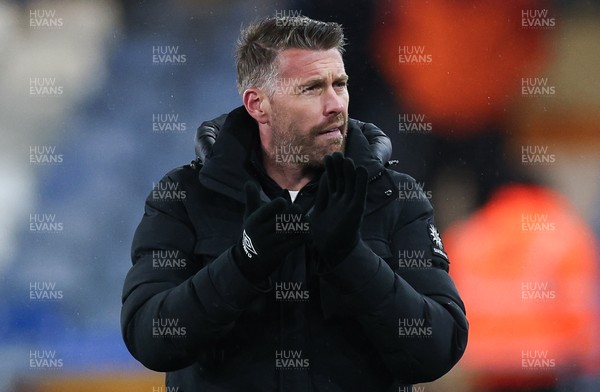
[318,173,468,384]
[120,168,266,372]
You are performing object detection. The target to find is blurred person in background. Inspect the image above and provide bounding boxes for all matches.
[371,1,600,391]
[121,15,468,391]
[444,182,599,392]
[5,1,296,390]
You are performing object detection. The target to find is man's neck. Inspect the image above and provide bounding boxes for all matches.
[262,157,315,191]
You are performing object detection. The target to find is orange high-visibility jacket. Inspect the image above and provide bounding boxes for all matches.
[444,185,598,386]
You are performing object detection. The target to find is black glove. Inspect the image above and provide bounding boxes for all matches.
[309,152,368,266]
[233,182,307,284]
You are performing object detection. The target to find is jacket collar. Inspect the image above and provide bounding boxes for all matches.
[199,106,389,207]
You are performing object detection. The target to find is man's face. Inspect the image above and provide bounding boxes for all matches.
[265,48,349,168]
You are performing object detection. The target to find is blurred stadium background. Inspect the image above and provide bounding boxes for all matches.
[1,0,598,391]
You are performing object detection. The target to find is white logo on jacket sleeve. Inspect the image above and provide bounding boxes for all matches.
[242,230,258,258]
[429,224,444,249]
[429,224,449,261]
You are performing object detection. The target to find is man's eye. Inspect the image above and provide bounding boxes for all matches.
[301,85,317,94]
[334,81,348,89]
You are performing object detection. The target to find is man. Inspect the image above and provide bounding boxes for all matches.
[121,16,468,391]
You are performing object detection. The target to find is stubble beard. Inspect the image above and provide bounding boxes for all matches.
[269,113,348,170]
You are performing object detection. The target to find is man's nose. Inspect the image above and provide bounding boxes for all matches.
[322,86,347,117]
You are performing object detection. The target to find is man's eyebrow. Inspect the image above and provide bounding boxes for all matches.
[298,77,325,86]
[299,74,349,86]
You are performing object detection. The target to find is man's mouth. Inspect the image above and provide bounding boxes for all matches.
[318,126,343,138]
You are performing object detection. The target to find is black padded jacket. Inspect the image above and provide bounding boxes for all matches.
[121,106,468,391]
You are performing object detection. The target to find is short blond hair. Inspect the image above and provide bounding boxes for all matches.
[235,16,346,95]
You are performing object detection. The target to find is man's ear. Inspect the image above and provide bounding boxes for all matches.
[243,88,270,124]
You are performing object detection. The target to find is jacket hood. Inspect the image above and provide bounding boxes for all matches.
[199,106,388,204]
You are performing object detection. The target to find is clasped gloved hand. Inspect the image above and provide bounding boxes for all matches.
[233,182,307,284]
[309,152,369,267]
